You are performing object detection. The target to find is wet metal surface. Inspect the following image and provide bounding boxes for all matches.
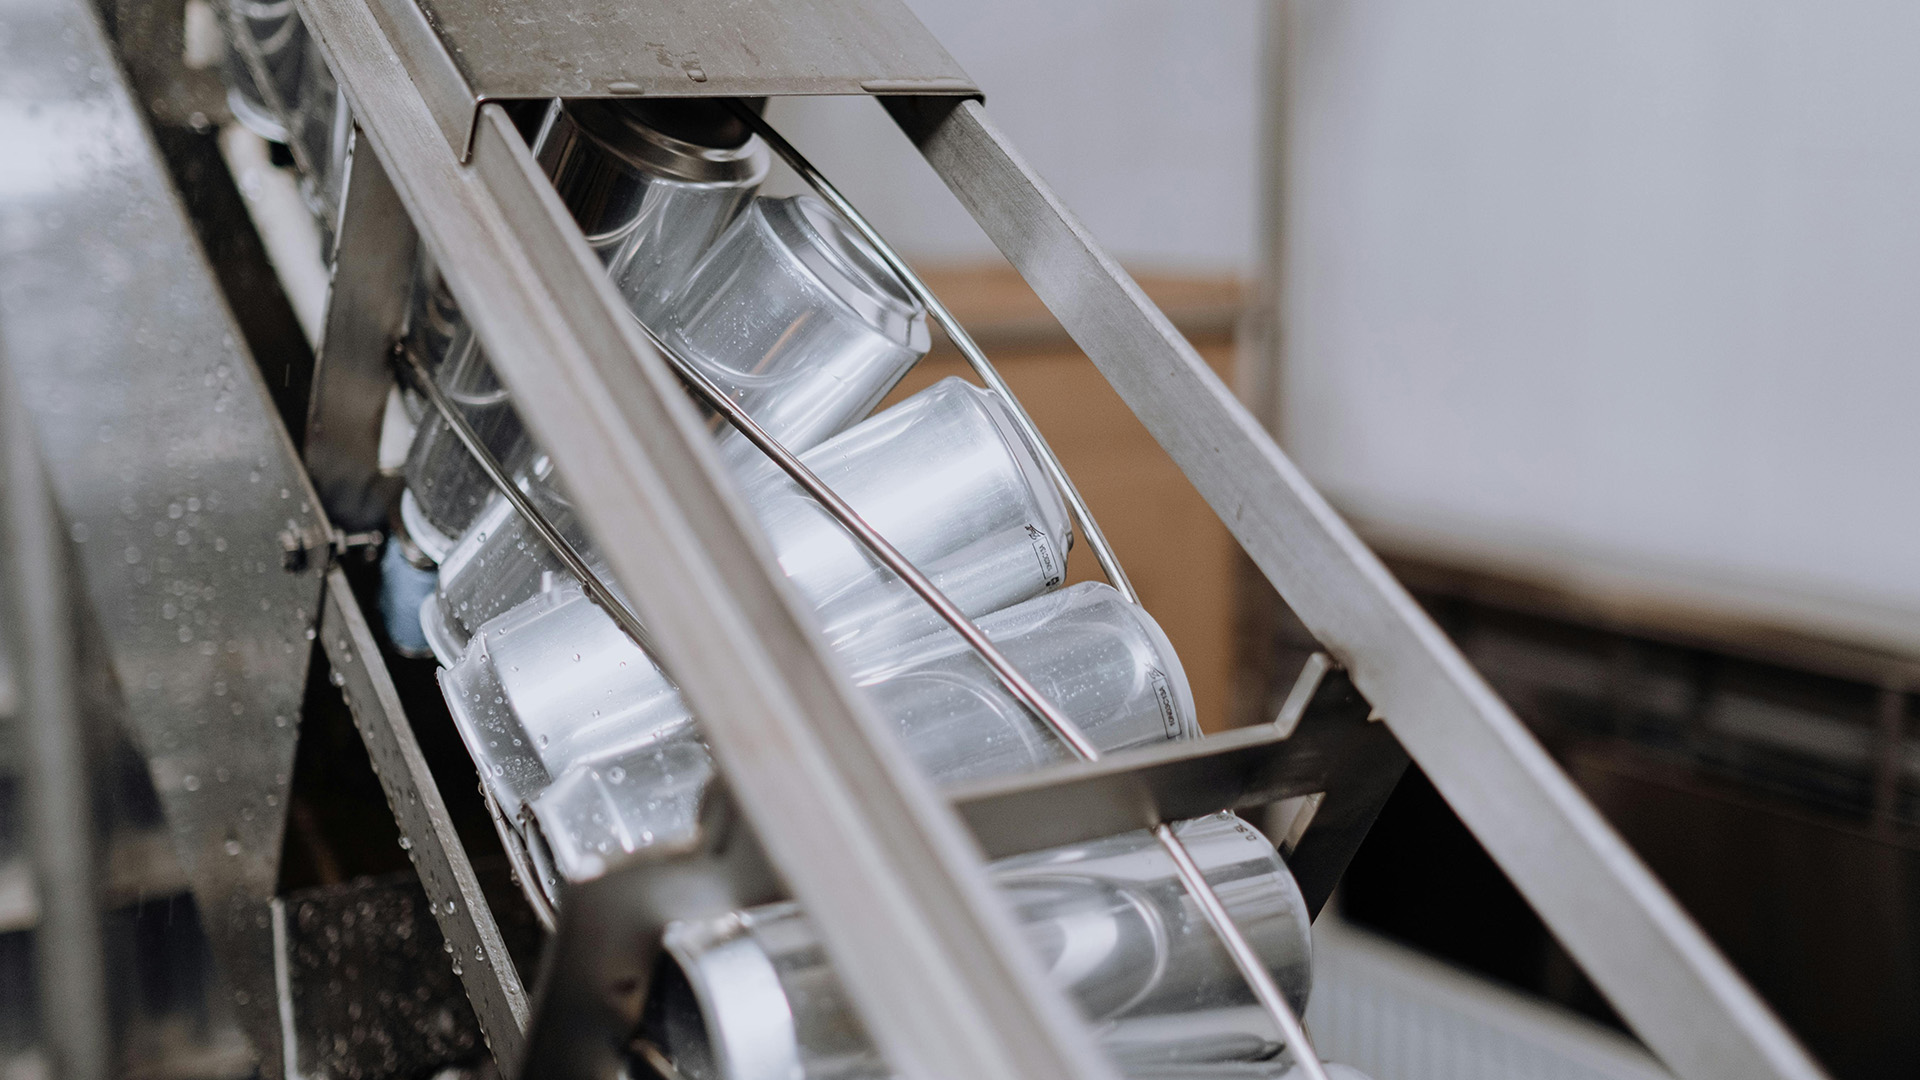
[277,873,484,1078]
[0,0,327,1069]
[347,0,977,157]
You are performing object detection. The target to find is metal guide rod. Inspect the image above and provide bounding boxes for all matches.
[412,240,1328,1076]
[649,325,1330,1079]
[304,0,1119,1063]
[481,784,558,933]
[397,341,669,665]
[888,95,1830,1080]
[724,100,1140,606]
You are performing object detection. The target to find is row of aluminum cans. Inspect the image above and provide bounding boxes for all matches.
[208,16,1370,1075]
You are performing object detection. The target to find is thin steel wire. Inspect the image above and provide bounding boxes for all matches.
[723,99,1139,606]
[632,319,1103,762]
[411,113,1328,1077]
[397,341,666,664]
[633,238,1331,1080]
[710,103,1330,1080]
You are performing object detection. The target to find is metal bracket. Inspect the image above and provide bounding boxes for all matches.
[888,93,1829,1080]
[948,662,1389,861]
[319,568,532,1066]
[346,0,978,159]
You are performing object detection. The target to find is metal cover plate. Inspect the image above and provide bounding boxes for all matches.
[0,0,327,1066]
[348,0,977,157]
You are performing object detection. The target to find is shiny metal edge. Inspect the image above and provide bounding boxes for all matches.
[888,94,1829,1080]
[0,0,329,1069]
[305,125,415,530]
[293,0,1117,1076]
[318,567,532,1065]
[947,666,1387,861]
[1,351,112,1080]
[360,0,974,158]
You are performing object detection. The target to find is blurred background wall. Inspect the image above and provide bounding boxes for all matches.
[766,4,1920,1079]
[766,0,1266,274]
[1281,0,1920,658]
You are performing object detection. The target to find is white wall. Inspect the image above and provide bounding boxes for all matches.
[1282,0,1920,654]
[765,0,1265,274]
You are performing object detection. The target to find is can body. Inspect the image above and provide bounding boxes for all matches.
[218,0,306,143]
[855,581,1200,783]
[431,376,1067,660]
[214,0,349,230]
[399,327,528,561]
[399,101,768,550]
[736,376,1071,657]
[443,578,1194,891]
[665,195,930,473]
[535,98,770,325]
[646,813,1314,1080]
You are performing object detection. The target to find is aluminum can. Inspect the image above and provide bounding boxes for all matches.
[663,194,930,473]
[213,0,350,233]
[536,99,770,326]
[399,100,768,553]
[643,813,1314,1080]
[430,376,1068,659]
[438,578,687,819]
[217,0,307,144]
[398,325,528,562]
[423,454,600,663]
[442,579,1192,893]
[735,376,1071,656]
[854,581,1200,782]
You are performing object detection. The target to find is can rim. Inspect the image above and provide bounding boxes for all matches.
[969,381,1077,568]
[762,195,930,349]
[658,914,805,1080]
[560,98,772,186]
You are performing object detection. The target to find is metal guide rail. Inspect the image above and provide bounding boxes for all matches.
[5,0,1834,1077]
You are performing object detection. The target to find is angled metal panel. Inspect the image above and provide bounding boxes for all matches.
[305,130,416,531]
[0,0,327,1070]
[294,1,1113,1077]
[948,667,1393,860]
[363,0,976,157]
[318,568,531,1066]
[0,358,111,1080]
[887,94,1828,1080]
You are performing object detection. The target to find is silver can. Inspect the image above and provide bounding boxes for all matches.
[444,579,1193,892]
[422,455,600,663]
[430,375,1069,659]
[399,100,769,553]
[855,581,1201,783]
[217,0,307,144]
[437,579,688,818]
[536,99,770,326]
[663,194,931,473]
[642,813,1313,1080]
[398,324,528,562]
[735,375,1071,657]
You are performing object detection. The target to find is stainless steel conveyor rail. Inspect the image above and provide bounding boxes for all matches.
[12,0,1835,1077]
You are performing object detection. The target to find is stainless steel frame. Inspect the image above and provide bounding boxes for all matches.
[358,0,976,157]
[886,93,1828,1080]
[0,0,328,1067]
[4,0,1834,1077]
[1,348,111,1080]
[298,2,1115,1077]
